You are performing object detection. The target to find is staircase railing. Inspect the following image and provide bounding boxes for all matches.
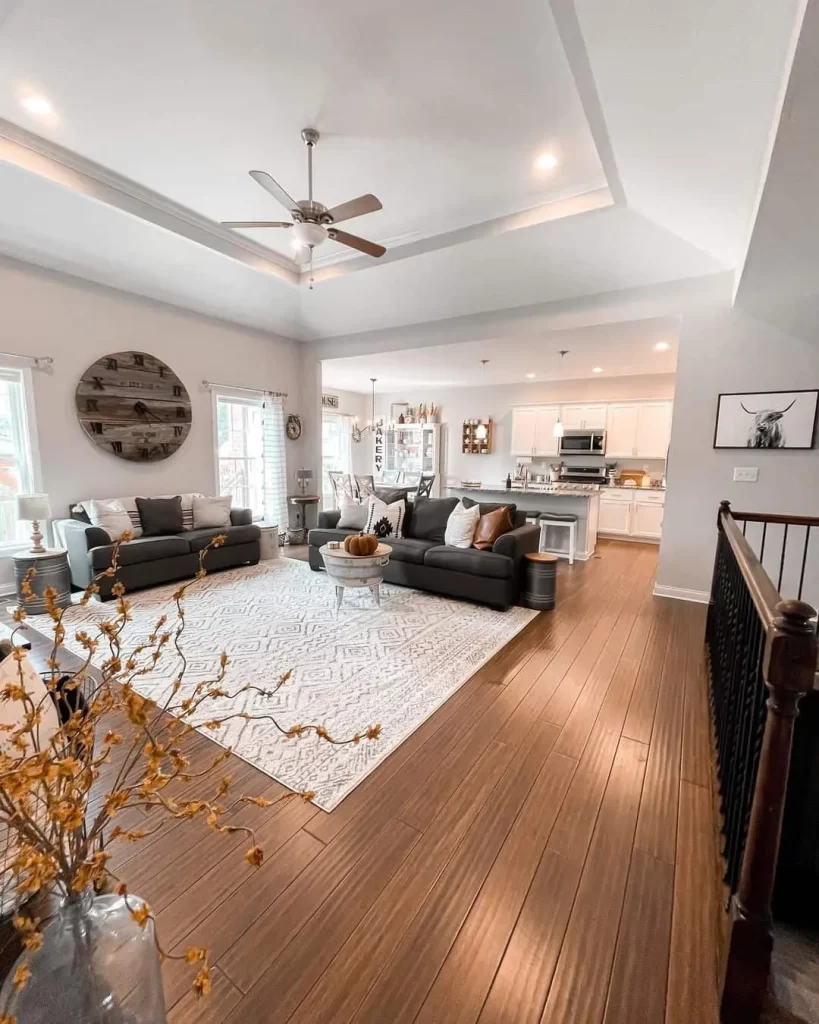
[707,500,818,1023]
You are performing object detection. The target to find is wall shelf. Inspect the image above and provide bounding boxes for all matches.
[462,419,493,455]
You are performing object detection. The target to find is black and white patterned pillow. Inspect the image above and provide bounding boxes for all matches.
[364,497,405,539]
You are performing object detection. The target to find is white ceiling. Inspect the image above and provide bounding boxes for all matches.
[0,0,808,343]
[322,316,679,392]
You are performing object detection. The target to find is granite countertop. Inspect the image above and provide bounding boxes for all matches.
[447,484,599,499]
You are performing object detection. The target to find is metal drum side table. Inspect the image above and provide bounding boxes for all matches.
[523,552,558,611]
[259,524,280,561]
[288,495,319,546]
[13,549,72,614]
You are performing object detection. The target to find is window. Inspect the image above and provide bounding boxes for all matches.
[214,393,288,529]
[216,395,264,517]
[0,368,37,547]
[322,412,353,506]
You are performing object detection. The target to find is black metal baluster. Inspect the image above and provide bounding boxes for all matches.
[777,524,789,594]
[798,525,811,601]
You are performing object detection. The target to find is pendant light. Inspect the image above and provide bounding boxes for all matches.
[475,359,489,440]
[352,378,377,443]
[552,350,569,438]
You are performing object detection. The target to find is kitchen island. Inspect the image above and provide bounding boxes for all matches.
[447,485,600,561]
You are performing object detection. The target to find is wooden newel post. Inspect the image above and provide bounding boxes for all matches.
[720,598,818,1023]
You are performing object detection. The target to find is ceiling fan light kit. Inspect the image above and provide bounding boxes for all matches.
[222,128,386,282]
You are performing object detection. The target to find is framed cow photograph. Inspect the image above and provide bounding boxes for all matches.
[714,389,818,450]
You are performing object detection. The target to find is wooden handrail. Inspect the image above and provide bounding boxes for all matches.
[718,501,782,629]
[729,510,819,529]
[714,501,819,1023]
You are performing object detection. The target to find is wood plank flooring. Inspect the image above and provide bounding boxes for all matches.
[5,540,724,1024]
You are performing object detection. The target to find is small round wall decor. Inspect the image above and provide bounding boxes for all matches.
[286,414,302,440]
[75,351,192,462]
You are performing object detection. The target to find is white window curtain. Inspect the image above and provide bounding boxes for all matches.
[0,367,37,547]
[262,397,289,530]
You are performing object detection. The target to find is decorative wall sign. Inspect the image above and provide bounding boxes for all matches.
[713,390,818,450]
[373,421,385,473]
[286,414,302,440]
[321,394,339,409]
[75,351,192,462]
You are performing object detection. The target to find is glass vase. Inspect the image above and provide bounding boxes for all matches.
[0,890,167,1024]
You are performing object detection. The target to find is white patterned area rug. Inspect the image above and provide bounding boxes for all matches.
[25,559,536,810]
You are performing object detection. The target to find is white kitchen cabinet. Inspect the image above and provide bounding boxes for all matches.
[534,407,560,456]
[605,401,673,458]
[605,404,641,457]
[510,407,538,455]
[598,498,632,535]
[631,499,665,539]
[634,402,673,458]
[510,406,559,456]
[560,403,608,430]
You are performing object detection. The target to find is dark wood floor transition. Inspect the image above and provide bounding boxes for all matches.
[21,541,725,1023]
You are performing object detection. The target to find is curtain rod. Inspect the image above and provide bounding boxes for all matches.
[201,379,288,398]
[0,352,53,371]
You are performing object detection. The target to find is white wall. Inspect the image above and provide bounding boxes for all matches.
[658,307,819,602]
[370,373,675,484]
[1,259,303,559]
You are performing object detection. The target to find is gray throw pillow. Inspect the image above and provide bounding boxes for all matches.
[193,495,232,529]
[136,496,184,536]
[407,497,459,543]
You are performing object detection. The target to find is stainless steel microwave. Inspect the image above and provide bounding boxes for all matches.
[558,429,606,456]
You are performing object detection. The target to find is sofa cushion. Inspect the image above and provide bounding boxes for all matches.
[186,525,261,551]
[423,545,515,579]
[364,497,405,539]
[337,493,369,530]
[461,495,518,519]
[193,495,232,529]
[89,535,191,570]
[374,488,413,532]
[136,496,184,536]
[308,527,357,548]
[407,497,458,543]
[385,538,437,565]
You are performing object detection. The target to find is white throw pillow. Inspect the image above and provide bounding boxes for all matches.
[445,500,480,548]
[337,493,369,530]
[76,496,143,538]
[193,495,232,529]
[364,496,405,540]
[86,499,134,541]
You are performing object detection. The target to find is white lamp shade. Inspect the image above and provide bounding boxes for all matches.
[552,420,564,438]
[17,493,51,521]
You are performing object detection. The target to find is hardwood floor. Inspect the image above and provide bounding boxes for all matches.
[7,541,725,1023]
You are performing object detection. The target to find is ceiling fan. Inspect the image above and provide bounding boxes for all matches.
[222,128,386,269]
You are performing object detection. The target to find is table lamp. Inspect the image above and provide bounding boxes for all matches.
[17,493,51,554]
[295,469,313,495]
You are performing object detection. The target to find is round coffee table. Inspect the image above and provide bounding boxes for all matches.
[319,543,392,609]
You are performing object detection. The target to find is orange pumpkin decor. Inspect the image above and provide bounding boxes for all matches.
[343,533,379,556]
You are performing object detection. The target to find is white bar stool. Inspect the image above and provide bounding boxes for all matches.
[538,512,578,565]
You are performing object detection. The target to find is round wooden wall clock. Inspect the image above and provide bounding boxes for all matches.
[75,351,192,462]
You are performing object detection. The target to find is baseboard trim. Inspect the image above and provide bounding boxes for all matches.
[653,584,710,604]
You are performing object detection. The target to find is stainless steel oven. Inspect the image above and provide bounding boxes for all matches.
[558,429,606,456]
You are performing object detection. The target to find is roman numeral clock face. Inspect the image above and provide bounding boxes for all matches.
[75,351,192,462]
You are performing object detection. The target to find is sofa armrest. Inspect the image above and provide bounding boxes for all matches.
[58,519,112,589]
[230,507,253,526]
[318,510,341,529]
[492,523,539,566]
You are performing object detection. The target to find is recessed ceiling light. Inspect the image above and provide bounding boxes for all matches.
[21,94,54,117]
[654,341,670,352]
[592,366,603,374]
[526,373,536,379]
[535,152,558,171]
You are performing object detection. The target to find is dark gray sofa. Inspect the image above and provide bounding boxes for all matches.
[59,506,261,599]
[308,496,539,610]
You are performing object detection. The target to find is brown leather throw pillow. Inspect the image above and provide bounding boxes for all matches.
[473,505,513,549]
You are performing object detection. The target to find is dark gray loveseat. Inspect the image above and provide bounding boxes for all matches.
[59,505,261,600]
[308,495,538,610]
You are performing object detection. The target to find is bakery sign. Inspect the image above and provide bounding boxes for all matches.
[374,421,385,472]
[321,394,339,408]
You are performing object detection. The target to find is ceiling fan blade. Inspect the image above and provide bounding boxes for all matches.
[248,170,300,214]
[324,193,383,224]
[328,229,386,258]
[221,220,293,229]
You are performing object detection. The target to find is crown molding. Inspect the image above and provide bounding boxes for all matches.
[0,118,301,286]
